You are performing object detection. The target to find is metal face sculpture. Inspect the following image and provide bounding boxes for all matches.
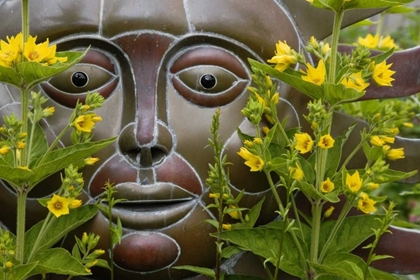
[0,1,418,279]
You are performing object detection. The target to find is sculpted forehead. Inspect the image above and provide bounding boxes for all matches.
[0,0,298,59]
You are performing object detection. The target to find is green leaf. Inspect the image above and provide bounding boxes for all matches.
[370,47,394,65]
[385,5,418,13]
[0,165,34,186]
[225,275,267,280]
[325,122,357,179]
[319,215,382,257]
[30,137,116,186]
[28,123,49,167]
[376,169,418,183]
[298,181,340,203]
[324,83,365,107]
[172,265,215,278]
[246,197,265,228]
[18,50,88,89]
[344,0,415,10]
[24,204,98,261]
[309,252,367,280]
[220,221,308,278]
[4,262,38,280]
[221,246,242,259]
[111,217,123,246]
[249,59,323,100]
[0,66,22,88]
[28,248,90,277]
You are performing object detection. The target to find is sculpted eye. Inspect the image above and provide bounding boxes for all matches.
[170,46,250,107]
[41,49,119,108]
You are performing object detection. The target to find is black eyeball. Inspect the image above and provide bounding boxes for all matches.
[71,71,89,88]
[199,74,217,90]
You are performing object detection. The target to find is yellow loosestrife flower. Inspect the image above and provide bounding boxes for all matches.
[23,36,67,65]
[370,135,385,147]
[346,171,362,193]
[74,114,102,133]
[323,206,335,218]
[357,192,377,214]
[301,59,326,86]
[386,147,405,161]
[290,163,304,181]
[267,40,297,72]
[358,34,379,49]
[0,33,23,67]
[227,205,240,219]
[47,194,70,218]
[294,133,314,154]
[84,157,99,165]
[403,122,414,128]
[222,224,232,230]
[367,182,379,190]
[318,134,335,149]
[380,136,395,144]
[5,261,13,268]
[320,178,334,193]
[17,141,25,149]
[69,199,82,209]
[237,147,264,172]
[373,61,395,86]
[0,145,10,155]
[378,35,398,50]
[341,72,369,92]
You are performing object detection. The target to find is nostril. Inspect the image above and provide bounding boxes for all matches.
[125,146,167,167]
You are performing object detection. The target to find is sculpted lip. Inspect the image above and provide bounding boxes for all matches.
[102,182,198,230]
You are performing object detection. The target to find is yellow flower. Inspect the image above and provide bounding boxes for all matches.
[386,147,405,161]
[0,145,10,155]
[341,72,369,91]
[222,224,232,230]
[253,138,263,145]
[237,147,264,172]
[69,199,82,209]
[42,107,55,117]
[357,192,376,214]
[74,114,102,133]
[367,182,379,190]
[262,126,270,135]
[227,205,240,219]
[244,140,253,147]
[403,122,413,128]
[301,59,326,86]
[47,194,70,218]
[358,34,379,49]
[378,35,398,50]
[322,43,331,55]
[0,33,23,67]
[373,61,395,87]
[17,141,25,149]
[84,157,99,165]
[380,136,395,144]
[370,135,385,147]
[346,170,362,193]
[323,206,335,218]
[320,178,335,193]
[209,193,229,199]
[267,40,297,72]
[5,261,13,268]
[318,134,335,149]
[23,36,67,65]
[290,163,304,181]
[294,133,314,154]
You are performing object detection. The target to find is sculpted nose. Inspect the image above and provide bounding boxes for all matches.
[113,33,174,147]
[118,122,173,167]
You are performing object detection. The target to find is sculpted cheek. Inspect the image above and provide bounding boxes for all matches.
[114,233,180,272]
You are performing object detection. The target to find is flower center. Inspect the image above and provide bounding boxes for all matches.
[54,202,62,210]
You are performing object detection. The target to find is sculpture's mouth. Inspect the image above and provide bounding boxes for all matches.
[100,182,198,230]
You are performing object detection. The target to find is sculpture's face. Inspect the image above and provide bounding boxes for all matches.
[0,1,303,279]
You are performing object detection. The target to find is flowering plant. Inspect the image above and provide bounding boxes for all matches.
[182,0,419,280]
[0,0,115,279]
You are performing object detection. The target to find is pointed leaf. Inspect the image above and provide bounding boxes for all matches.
[30,137,116,186]
[247,197,265,228]
[0,66,22,87]
[18,50,88,89]
[172,265,215,278]
[249,59,323,100]
[28,248,89,276]
[28,123,49,167]
[24,204,98,261]
[309,253,366,280]
[324,83,365,107]
[4,262,38,280]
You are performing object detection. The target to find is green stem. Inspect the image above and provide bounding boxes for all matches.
[21,0,29,43]
[16,188,27,262]
[333,139,365,181]
[36,125,70,167]
[329,10,344,84]
[108,208,114,280]
[27,212,54,262]
[20,88,29,167]
[26,114,37,167]
[375,13,385,37]
[309,201,322,264]
[318,198,354,262]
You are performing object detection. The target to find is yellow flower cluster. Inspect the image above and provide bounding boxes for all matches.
[0,32,67,68]
[358,33,398,51]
